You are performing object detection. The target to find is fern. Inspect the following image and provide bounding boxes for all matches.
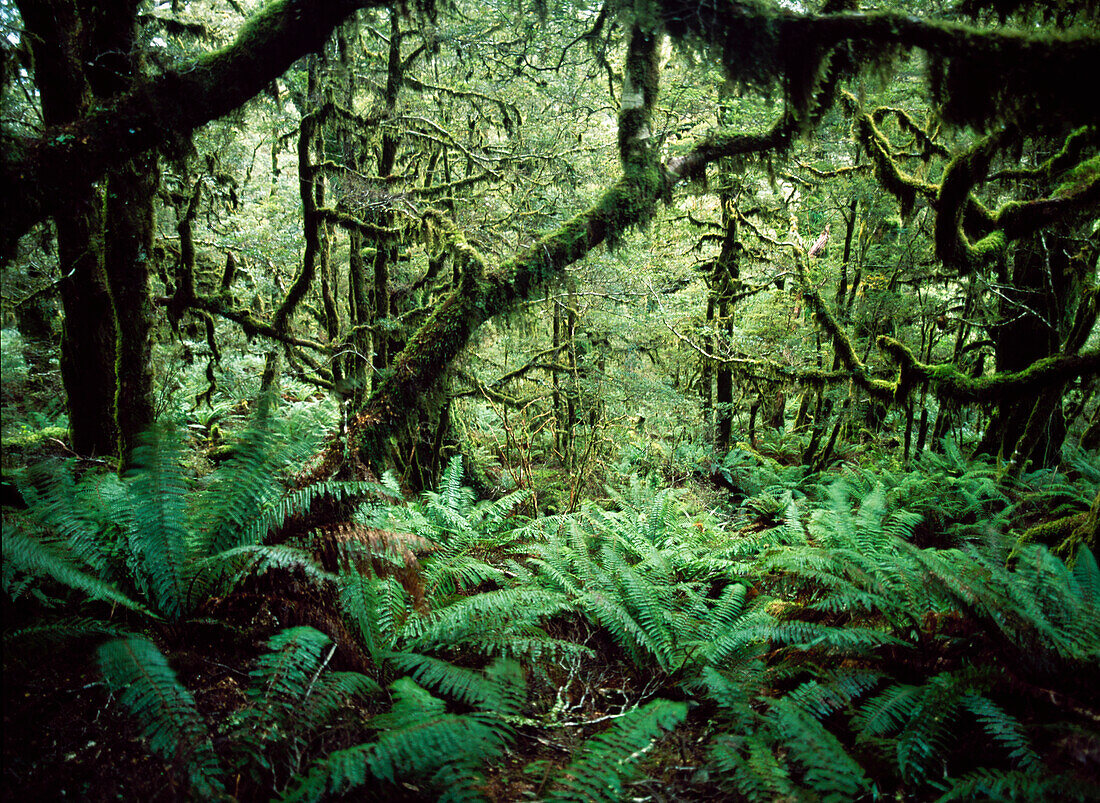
[8,413,338,621]
[339,569,410,668]
[544,698,687,802]
[1071,546,1099,606]
[284,671,520,802]
[710,731,799,802]
[772,696,872,797]
[2,522,150,615]
[403,585,572,654]
[227,626,378,790]
[193,417,286,556]
[936,767,1100,802]
[97,636,224,798]
[388,653,526,718]
[960,692,1041,772]
[126,424,192,617]
[3,616,130,651]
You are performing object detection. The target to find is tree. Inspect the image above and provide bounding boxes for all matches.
[2,0,1098,478]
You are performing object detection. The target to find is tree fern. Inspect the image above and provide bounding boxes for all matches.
[97,636,224,798]
[543,698,688,802]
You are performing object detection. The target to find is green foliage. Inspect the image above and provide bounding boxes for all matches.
[97,637,225,798]
[284,658,525,802]
[544,698,688,802]
[225,626,379,792]
[4,413,364,621]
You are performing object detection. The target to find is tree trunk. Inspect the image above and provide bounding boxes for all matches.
[103,154,159,470]
[56,199,118,457]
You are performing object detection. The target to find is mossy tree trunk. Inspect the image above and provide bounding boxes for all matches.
[103,154,159,470]
[20,0,158,465]
[979,237,1088,471]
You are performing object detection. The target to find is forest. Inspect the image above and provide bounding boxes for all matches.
[1,0,1099,799]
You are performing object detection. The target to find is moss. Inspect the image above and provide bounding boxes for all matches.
[878,334,1100,403]
[1055,153,1100,197]
[2,426,70,450]
[968,227,1007,265]
[845,92,936,222]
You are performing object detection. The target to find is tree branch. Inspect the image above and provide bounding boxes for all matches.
[878,336,1100,403]
[1,0,390,254]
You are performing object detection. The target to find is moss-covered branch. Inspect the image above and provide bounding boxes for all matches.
[346,20,666,470]
[1,0,392,254]
[161,293,328,352]
[878,335,1100,403]
[659,1,1100,129]
[842,91,939,220]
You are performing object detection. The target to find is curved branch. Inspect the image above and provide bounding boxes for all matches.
[1,0,390,254]
[878,336,1100,403]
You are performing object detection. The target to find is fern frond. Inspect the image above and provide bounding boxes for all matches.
[97,636,223,797]
[249,626,335,710]
[438,456,472,514]
[1071,547,1099,607]
[709,732,798,803]
[2,523,150,615]
[284,677,510,803]
[2,616,130,650]
[126,424,192,618]
[472,488,532,531]
[893,671,970,783]
[194,544,333,599]
[853,682,924,739]
[935,767,1100,802]
[772,696,871,797]
[339,570,410,667]
[704,582,749,638]
[785,671,881,721]
[960,692,1041,772]
[403,586,571,652]
[241,479,397,548]
[192,416,290,556]
[17,463,121,579]
[388,653,526,718]
[544,698,687,802]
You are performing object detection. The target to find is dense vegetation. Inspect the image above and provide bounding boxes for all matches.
[2,0,1098,799]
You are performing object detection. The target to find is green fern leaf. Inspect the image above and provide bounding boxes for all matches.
[772,696,870,797]
[284,677,509,802]
[3,523,150,615]
[126,425,192,617]
[545,698,687,802]
[97,637,223,797]
[960,693,1041,772]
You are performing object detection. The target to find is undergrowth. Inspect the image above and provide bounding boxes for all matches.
[4,421,1099,800]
